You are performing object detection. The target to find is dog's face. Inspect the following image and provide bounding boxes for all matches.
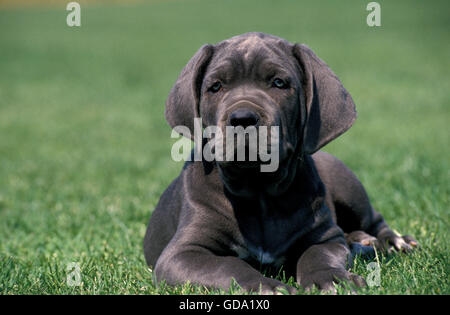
[165,32,357,193]
[199,34,301,168]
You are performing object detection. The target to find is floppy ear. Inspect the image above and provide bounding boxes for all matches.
[165,44,215,139]
[293,44,357,154]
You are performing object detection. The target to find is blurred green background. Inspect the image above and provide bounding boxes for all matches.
[0,0,448,294]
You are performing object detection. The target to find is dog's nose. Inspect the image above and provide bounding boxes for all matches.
[229,108,259,128]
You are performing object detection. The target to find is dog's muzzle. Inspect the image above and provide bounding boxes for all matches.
[214,100,283,170]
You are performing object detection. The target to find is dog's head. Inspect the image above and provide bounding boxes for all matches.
[165,32,356,193]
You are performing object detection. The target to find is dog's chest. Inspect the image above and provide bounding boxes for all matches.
[231,242,286,267]
[225,179,320,268]
[231,205,313,268]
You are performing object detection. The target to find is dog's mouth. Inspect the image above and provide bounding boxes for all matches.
[215,134,299,197]
[210,98,295,172]
[213,129,292,173]
[231,160,261,169]
[213,112,298,194]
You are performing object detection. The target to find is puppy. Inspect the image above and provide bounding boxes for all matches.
[143,32,417,293]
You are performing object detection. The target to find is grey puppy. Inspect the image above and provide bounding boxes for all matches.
[143,32,417,294]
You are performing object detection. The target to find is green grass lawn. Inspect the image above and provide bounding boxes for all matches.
[0,0,448,294]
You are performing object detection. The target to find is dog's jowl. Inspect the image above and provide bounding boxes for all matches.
[143,32,417,294]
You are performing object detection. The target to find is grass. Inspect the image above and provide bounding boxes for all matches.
[0,0,448,294]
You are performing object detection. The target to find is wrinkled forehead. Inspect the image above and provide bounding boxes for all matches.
[225,34,286,58]
[208,33,299,79]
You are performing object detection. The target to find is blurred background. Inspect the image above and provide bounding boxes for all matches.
[0,0,448,294]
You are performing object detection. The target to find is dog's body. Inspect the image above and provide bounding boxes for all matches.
[144,33,416,293]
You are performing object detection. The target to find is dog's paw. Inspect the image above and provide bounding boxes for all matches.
[346,230,418,254]
[300,268,366,293]
[377,232,418,254]
[346,231,379,247]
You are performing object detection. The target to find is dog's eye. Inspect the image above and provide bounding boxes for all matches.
[272,78,288,89]
[209,81,222,93]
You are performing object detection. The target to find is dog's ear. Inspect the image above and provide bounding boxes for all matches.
[293,44,357,154]
[165,44,215,139]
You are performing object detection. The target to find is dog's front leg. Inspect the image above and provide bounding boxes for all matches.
[297,242,366,292]
[154,242,296,294]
